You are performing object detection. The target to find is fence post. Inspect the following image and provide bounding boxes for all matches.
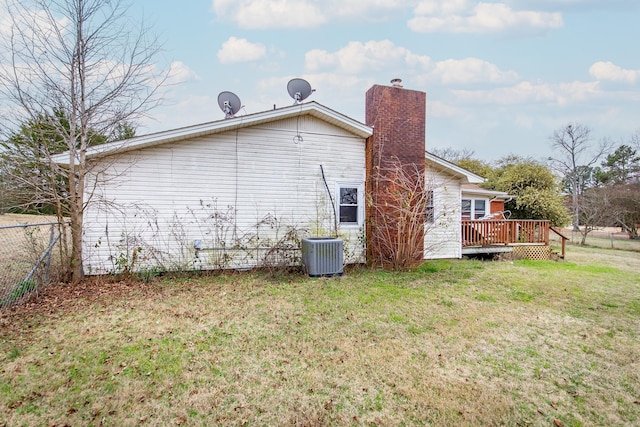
[43,224,56,284]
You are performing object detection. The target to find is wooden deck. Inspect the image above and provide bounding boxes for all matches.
[462,219,568,258]
[461,219,568,259]
[462,219,549,247]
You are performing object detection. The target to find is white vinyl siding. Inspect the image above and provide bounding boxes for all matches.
[423,168,462,260]
[83,116,366,274]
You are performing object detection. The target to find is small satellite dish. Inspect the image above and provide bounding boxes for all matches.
[287,78,314,104]
[217,91,242,118]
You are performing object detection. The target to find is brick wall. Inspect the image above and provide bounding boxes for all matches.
[365,83,427,267]
[490,200,505,215]
[365,84,426,168]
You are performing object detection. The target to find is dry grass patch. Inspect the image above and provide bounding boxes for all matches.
[0,215,66,307]
[552,228,640,252]
[0,214,58,226]
[1,247,639,426]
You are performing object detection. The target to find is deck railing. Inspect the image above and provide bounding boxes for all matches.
[462,219,550,247]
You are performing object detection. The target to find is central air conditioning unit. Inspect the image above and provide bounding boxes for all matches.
[301,237,343,277]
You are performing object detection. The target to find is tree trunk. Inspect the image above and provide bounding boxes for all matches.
[70,204,84,282]
[68,151,84,283]
[572,185,580,231]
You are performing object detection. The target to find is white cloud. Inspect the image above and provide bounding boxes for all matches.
[414,0,469,15]
[508,0,636,12]
[514,114,535,129]
[305,40,432,75]
[210,0,565,33]
[217,37,267,64]
[429,58,519,85]
[0,4,72,63]
[329,0,407,19]
[452,80,600,105]
[589,61,639,84]
[306,41,517,89]
[211,0,408,29]
[428,100,463,118]
[409,1,563,34]
[212,0,325,29]
[166,61,200,84]
[143,95,218,132]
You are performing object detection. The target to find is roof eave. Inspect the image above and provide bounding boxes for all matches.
[462,187,513,199]
[424,151,485,184]
[51,102,372,166]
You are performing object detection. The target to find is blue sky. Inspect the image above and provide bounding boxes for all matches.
[134,0,639,162]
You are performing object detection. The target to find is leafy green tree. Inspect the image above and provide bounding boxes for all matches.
[430,147,494,178]
[457,158,493,178]
[1,111,69,215]
[595,144,640,185]
[1,110,134,215]
[485,156,570,227]
[587,141,640,238]
[560,165,598,194]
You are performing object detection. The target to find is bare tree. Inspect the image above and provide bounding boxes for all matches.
[629,130,640,157]
[548,123,611,231]
[0,0,166,282]
[609,183,640,239]
[430,147,476,163]
[575,187,613,245]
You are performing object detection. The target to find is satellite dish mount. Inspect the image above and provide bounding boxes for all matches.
[217,91,242,119]
[287,78,315,104]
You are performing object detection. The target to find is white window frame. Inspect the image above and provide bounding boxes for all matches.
[474,199,487,219]
[336,182,364,227]
[462,197,489,220]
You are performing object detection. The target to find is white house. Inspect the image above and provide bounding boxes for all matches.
[53,82,500,274]
[423,152,485,260]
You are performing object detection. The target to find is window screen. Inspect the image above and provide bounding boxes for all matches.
[339,187,358,224]
[461,199,471,220]
[474,200,486,219]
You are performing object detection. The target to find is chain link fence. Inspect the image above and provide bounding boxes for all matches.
[0,222,68,310]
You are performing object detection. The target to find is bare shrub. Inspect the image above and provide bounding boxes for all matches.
[368,158,427,269]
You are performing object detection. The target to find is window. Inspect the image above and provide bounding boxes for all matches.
[462,199,472,220]
[474,199,486,219]
[339,187,359,224]
[462,198,488,220]
[425,190,434,223]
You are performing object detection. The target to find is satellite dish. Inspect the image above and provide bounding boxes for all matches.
[287,78,314,104]
[217,91,242,118]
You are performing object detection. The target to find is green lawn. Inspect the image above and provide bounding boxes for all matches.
[1,245,639,426]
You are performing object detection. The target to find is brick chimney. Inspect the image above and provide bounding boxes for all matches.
[365,80,426,268]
